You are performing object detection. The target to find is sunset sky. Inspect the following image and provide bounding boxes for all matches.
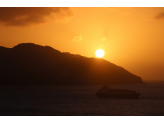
[0,7,164,81]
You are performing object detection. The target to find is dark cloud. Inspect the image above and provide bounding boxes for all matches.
[0,7,73,26]
[155,13,164,20]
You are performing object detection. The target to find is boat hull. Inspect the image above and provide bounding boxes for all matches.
[96,92,140,99]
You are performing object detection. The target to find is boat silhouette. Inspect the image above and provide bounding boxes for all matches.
[96,85,140,99]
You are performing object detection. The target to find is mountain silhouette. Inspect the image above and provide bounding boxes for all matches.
[0,43,144,85]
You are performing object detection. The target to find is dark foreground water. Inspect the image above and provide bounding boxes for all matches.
[0,83,164,116]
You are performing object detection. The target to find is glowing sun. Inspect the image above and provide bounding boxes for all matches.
[95,49,105,58]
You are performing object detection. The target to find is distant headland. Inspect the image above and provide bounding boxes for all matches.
[0,43,144,85]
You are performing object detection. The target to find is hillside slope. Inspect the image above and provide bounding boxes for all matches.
[0,43,144,85]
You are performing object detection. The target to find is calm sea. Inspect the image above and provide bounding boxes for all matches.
[0,83,164,116]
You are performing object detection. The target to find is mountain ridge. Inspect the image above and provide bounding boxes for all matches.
[0,43,144,85]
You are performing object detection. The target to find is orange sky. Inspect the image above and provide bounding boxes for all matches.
[0,7,164,80]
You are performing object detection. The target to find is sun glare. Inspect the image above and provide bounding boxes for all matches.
[95,49,105,58]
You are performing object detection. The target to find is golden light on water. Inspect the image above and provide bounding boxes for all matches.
[95,49,105,58]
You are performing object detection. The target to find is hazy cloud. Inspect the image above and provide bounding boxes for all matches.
[101,37,107,43]
[100,37,107,46]
[93,37,107,47]
[155,13,164,20]
[72,35,83,42]
[0,7,73,26]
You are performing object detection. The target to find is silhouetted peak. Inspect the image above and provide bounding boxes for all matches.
[12,43,61,56]
[0,43,144,85]
[13,43,40,48]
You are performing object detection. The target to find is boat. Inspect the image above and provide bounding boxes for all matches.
[96,85,140,99]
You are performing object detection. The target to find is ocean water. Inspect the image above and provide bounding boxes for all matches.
[0,83,164,116]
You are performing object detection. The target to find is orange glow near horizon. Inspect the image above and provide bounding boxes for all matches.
[0,7,164,80]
